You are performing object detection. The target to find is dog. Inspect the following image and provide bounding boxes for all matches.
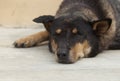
[14,0,120,64]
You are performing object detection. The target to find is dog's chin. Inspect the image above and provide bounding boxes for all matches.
[57,60,74,64]
[57,58,78,64]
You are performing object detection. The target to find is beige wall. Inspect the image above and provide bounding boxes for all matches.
[0,0,62,27]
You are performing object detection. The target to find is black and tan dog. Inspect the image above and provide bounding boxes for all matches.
[14,0,120,64]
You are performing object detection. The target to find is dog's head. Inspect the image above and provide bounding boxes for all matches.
[33,15,112,64]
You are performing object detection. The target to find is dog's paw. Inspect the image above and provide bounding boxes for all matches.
[13,37,37,48]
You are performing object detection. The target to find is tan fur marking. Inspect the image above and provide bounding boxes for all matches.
[72,28,78,34]
[69,40,91,62]
[51,39,58,53]
[56,29,62,34]
[69,43,84,62]
[83,40,91,57]
[14,31,49,47]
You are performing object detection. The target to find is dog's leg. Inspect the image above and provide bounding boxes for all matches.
[14,31,49,48]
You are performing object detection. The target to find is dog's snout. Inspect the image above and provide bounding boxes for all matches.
[57,49,69,58]
[56,49,73,64]
[57,52,67,59]
[57,51,74,64]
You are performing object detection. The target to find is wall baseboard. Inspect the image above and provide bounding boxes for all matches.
[0,24,44,29]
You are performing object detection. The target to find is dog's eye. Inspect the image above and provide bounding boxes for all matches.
[78,32,83,35]
[73,31,83,36]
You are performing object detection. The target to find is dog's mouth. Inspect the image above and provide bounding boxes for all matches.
[55,52,80,64]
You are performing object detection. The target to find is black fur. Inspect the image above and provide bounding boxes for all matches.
[33,15,54,23]
[47,17,101,57]
[33,0,120,63]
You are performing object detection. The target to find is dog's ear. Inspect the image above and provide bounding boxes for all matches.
[91,18,112,36]
[33,15,55,31]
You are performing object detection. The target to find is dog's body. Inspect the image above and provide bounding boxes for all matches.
[14,0,120,64]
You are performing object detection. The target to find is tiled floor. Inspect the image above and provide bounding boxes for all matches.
[0,28,120,81]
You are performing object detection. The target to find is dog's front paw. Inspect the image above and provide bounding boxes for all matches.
[13,37,37,48]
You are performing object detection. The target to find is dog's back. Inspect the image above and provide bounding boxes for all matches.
[55,0,120,49]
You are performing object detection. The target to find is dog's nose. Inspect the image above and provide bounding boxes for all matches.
[57,52,67,59]
[57,49,68,59]
[57,49,72,64]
